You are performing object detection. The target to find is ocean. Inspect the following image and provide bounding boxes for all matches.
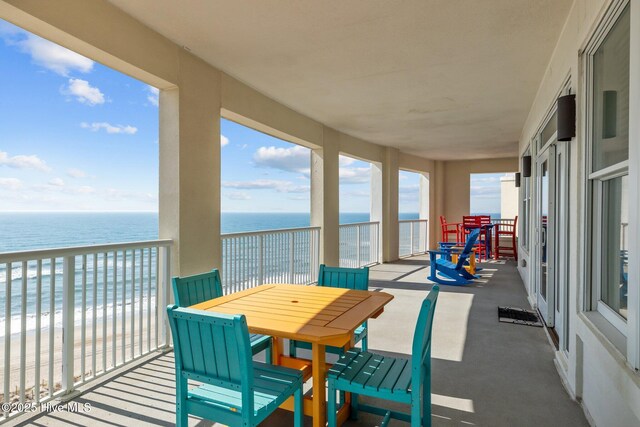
[0,212,421,252]
[0,212,419,336]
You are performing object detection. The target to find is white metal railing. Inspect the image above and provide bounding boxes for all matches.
[339,222,380,268]
[221,227,320,293]
[399,219,428,257]
[0,240,172,422]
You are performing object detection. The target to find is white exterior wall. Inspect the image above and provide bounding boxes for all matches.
[518,0,640,425]
[500,175,519,220]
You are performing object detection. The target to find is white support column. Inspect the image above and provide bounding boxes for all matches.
[419,173,430,251]
[311,127,340,267]
[159,52,222,283]
[375,147,400,262]
[371,162,383,263]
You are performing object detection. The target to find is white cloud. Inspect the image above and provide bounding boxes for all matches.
[226,191,251,200]
[81,122,138,135]
[147,86,159,106]
[221,135,229,147]
[339,155,356,167]
[0,151,51,172]
[48,177,65,187]
[340,189,369,198]
[105,188,156,201]
[222,179,309,193]
[399,184,419,193]
[339,167,370,184]
[253,145,310,176]
[67,168,87,178]
[73,186,95,194]
[8,32,94,76]
[0,177,23,191]
[64,79,105,105]
[470,185,500,199]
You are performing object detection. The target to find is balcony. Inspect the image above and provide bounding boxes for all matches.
[1,241,586,426]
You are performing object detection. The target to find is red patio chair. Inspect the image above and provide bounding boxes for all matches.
[440,216,461,243]
[462,215,489,261]
[495,216,518,261]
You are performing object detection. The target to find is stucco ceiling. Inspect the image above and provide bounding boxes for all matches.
[108,0,572,160]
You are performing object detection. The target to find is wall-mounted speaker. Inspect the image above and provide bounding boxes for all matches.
[522,155,532,177]
[557,94,576,141]
[515,172,521,188]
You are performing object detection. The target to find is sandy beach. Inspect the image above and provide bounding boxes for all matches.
[0,313,164,407]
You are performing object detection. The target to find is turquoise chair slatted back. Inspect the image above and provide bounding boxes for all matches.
[455,229,480,270]
[410,286,439,406]
[172,269,223,307]
[317,264,369,290]
[412,286,439,367]
[167,306,254,419]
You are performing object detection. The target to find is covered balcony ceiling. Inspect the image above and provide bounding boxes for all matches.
[107,0,572,160]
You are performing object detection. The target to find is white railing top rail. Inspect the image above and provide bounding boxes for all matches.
[339,221,380,227]
[0,239,173,263]
[222,226,321,239]
[399,219,428,223]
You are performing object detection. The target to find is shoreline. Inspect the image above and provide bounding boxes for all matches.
[0,316,162,407]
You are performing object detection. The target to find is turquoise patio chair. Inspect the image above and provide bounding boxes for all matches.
[167,306,303,427]
[327,285,440,427]
[172,269,273,363]
[289,264,370,358]
[427,228,480,286]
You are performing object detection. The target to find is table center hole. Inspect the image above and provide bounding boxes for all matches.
[291,300,298,303]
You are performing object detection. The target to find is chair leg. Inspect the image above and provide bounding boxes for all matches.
[176,377,188,427]
[294,385,303,427]
[327,381,337,427]
[362,335,368,352]
[350,393,359,420]
[265,339,273,364]
[422,372,432,427]
[411,397,421,427]
[289,339,297,358]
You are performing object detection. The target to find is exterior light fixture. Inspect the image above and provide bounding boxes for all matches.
[515,172,521,188]
[557,94,576,141]
[522,156,532,178]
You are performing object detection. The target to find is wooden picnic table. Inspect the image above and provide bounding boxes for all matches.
[190,283,394,427]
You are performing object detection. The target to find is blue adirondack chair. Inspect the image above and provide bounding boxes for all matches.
[289,264,369,358]
[167,306,303,427]
[172,269,273,363]
[427,228,480,285]
[327,285,440,427]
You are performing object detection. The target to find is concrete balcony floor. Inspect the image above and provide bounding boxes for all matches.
[10,257,587,426]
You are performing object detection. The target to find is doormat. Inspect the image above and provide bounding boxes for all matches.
[498,306,543,327]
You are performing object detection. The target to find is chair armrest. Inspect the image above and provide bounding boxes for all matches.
[428,250,450,255]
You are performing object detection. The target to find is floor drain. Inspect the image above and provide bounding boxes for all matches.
[498,306,543,327]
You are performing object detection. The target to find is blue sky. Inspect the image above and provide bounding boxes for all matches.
[0,19,159,211]
[0,19,500,215]
[470,173,505,214]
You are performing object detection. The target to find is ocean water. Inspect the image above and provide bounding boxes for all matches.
[0,211,419,336]
[0,212,420,252]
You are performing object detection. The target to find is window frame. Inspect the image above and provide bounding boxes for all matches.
[583,0,631,337]
[520,145,532,254]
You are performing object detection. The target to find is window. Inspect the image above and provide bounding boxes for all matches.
[587,4,630,331]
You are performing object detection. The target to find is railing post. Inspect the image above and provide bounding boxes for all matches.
[289,232,295,283]
[410,222,414,256]
[161,246,171,347]
[258,234,264,285]
[356,226,361,268]
[61,255,75,395]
